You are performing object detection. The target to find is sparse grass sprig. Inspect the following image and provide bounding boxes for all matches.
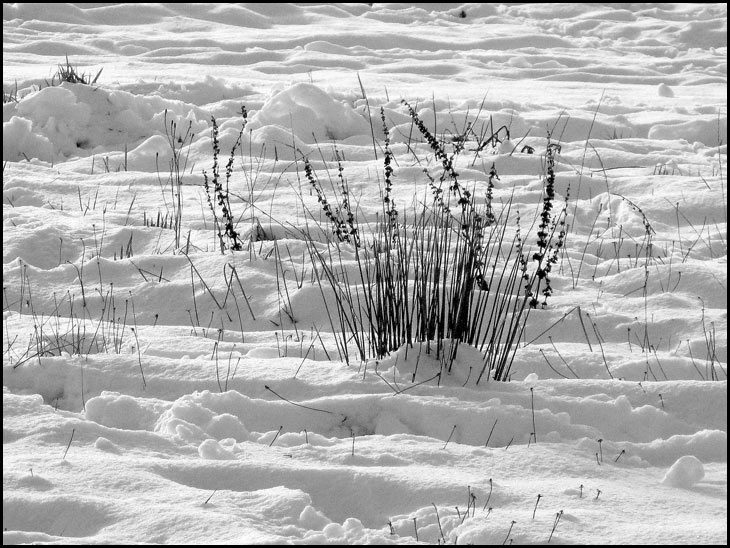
[304,157,357,245]
[380,107,399,239]
[157,109,194,251]
[529,140,567,308]
[203,109,247,252]
[401,99,460,187]
[334,145,360,247]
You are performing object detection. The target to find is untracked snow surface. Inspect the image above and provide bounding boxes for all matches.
[3,3,727,545]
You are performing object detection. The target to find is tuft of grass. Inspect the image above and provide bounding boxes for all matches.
[3,80,19,103]
[51,55,103,86]
[6,258,148,387]
[301,100,569,382]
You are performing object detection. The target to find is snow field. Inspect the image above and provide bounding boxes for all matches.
[3,3,727,545]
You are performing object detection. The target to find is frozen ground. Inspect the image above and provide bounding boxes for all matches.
[3,3,727,544]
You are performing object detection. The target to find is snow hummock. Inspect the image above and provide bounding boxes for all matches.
[662,455,706,488]
[249,83,371,144]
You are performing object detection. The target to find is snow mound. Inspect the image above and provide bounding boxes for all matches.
[661,455,705,488]
[657,83,674,98]
[198,439,237,460]
[298,505,332,530]
[156,393,250,443]
[248,83,370,144]
[2,82,206,162]
[648,116,727,146]
[85,392,159,431]
[3,115,53,163]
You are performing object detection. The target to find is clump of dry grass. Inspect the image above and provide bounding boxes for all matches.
[52,55,103,86]
[302,100,569,382]
[3,81,19,104]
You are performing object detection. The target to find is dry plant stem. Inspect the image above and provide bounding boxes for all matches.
[485,420,498,448]
[598,438,604,462]
[158,109,194,250]
[530,387,537,443]
[571,91,605,233]
[587,314,613,379]
[432,503,445,542]
[229,266,256,321]
[532,494,542,519]
[357,73,379,161]
[264,385,342,418]
[524,306,578,346]
[393,372,440,395]
[540,348,568,379]
[182,252,230,323]
[62,428,75,460]
[443,424,457,449]
[503,520,516,545]
[129,294,146,389]
[548,510,563,543]
[268,425,283,447]
[577,306,594,352]
[573,202,604,288]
